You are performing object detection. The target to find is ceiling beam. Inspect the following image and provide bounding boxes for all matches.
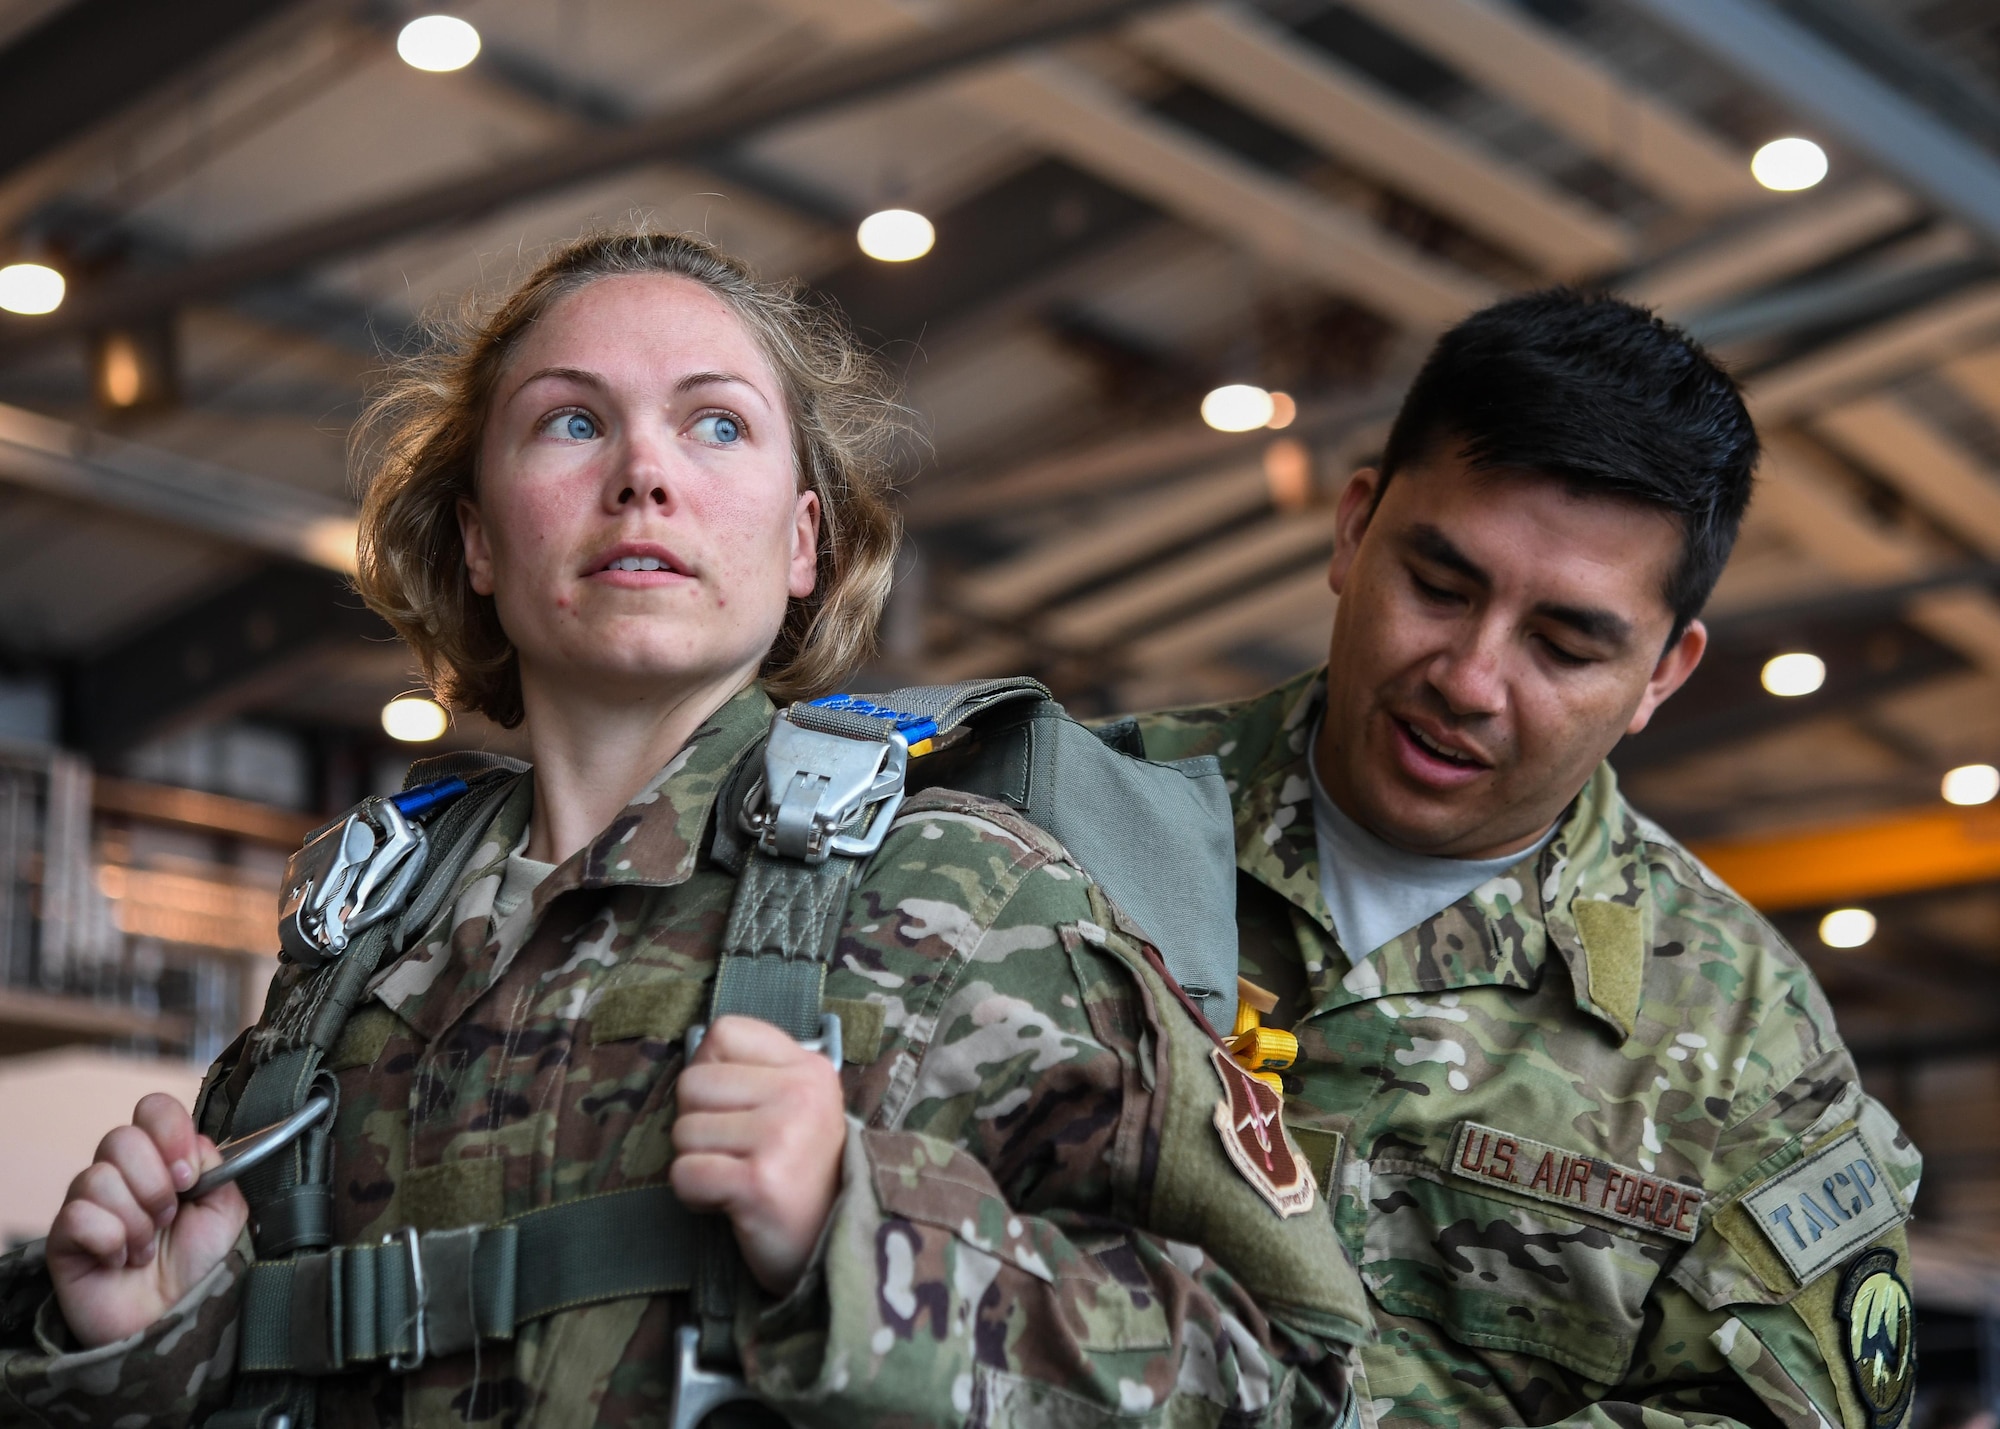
[1812,399,2000,556]
[0,0,310,184]
[1127,4,1633,276]
[67,561,390,757]
[0,0,1189,353]
[756,0,1497,326]
[1042,507,1337,649]
[954,461,1271,620]
[1624,0,2000,243]
[1749,281,2000,424]
[1690,798,2000,911]
[1339,0,1755,212]
[0,400,356,571]
[1623,181,1919,315]
[952,56,1496,326]
[1124,564,1333,672]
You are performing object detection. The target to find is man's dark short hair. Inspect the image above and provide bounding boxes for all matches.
[1378,288,1757,643]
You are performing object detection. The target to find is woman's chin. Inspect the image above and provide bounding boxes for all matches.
[521,642,765,701]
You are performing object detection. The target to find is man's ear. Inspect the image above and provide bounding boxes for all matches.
[1327,467,1384,596]
[459,496,496,597]
[1625,618,1707,736]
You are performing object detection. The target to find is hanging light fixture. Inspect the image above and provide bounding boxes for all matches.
[856,209,935,262]
[397,14,481,71]
[0,262,64,315]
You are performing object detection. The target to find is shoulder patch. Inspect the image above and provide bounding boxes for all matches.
[1835,1246,1915,1428]
[1450,1121,1704,1241]
[1743,1129,1908,1284]
[1209,1049,1314,1217]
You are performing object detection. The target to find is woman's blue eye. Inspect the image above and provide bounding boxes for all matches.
[542,410,598,441]
[691,413,741,445]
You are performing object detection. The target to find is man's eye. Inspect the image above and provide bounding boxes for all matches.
[1539,637,1592,668]
[1411,572,1458,602]
[689,413,743,445]
[541,410,599,441]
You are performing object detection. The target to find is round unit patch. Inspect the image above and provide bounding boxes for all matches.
[1834,1247,1915,1428]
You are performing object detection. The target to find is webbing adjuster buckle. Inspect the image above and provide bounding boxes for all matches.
[384,1225,428,1372]
[740,715,908,865]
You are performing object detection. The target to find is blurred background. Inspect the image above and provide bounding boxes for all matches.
[0,0,1996,1414]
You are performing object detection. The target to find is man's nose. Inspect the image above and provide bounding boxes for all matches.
[1428,623,1507,717]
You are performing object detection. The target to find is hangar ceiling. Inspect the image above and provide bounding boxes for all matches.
[0,0,1997,1282]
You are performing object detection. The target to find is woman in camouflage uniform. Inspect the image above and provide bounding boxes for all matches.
[11,232,1366,1429]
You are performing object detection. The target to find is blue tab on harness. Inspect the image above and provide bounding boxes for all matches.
[805,694,939,754]
[391,777,470,819]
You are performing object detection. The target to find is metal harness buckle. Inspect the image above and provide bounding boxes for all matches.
[739,714,909,865]
[384,1226,428,1372]
[277,781,462,967]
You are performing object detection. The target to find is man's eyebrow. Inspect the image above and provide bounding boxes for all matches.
[1533,602,1632,647]
[1405,524,1490,588]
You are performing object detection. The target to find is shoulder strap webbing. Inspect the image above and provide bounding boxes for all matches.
[211,762,524,1429]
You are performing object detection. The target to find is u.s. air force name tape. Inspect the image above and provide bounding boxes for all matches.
[1449,1121,1704,1241]
[1741,1128,1907,1284]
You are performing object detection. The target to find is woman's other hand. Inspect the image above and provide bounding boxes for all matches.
[47,1093,247,1348]
[670,1016,846,1296]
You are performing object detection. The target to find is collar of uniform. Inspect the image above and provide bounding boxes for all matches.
[371,681,774,1026]
[1225,669,1336,934]
[1533,761,1651,1040]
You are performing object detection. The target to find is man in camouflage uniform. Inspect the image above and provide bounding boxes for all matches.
[0,683,1369,1427]
[1133,292,1920,1429]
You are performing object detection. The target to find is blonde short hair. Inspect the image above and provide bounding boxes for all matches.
[354,230,906,726]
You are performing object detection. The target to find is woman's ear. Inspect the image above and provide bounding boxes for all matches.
[788,489,821,600]
[459,496,496,597]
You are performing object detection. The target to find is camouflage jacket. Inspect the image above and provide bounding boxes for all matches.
[0,682,1370,1429]
[1132,669,1922,1429]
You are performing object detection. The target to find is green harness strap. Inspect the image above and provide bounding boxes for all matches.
[235,1186,694,1375]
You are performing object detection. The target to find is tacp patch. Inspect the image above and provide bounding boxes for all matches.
[1210,1048,1314,1218]
[1742,1129,1907,1284]
[1835,1246,1915,1428]
[1449,1121,1704,1241]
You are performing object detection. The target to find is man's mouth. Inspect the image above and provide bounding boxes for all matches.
[1394,717,1489,770]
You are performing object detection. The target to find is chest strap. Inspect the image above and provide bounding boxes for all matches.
[237,1185,692,1376]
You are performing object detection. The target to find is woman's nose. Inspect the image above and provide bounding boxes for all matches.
[605,430,674,511]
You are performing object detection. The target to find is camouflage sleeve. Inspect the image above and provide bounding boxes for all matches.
[738,813,1360,1427]
[1548,1047,1921,1429]
[0,1236,248,1428]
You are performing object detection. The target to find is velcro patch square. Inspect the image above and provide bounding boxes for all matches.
[1742,1129,1908,1285]
[1449,1121,1704,1241]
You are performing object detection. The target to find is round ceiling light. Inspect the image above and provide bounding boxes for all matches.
[1751,137,1828,192]
[1201,384,1276,433]
[1760,651,1825,698]
[1818,907,1876,949]
[397,15,481,72]
[0,262,65,315]
[381,695,449,743]
[856,209,935,262]
[1942,762,2000,807]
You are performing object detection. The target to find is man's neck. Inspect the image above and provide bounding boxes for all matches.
[518,662,758,865]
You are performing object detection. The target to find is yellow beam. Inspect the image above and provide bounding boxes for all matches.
[1690,804,2000,911]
